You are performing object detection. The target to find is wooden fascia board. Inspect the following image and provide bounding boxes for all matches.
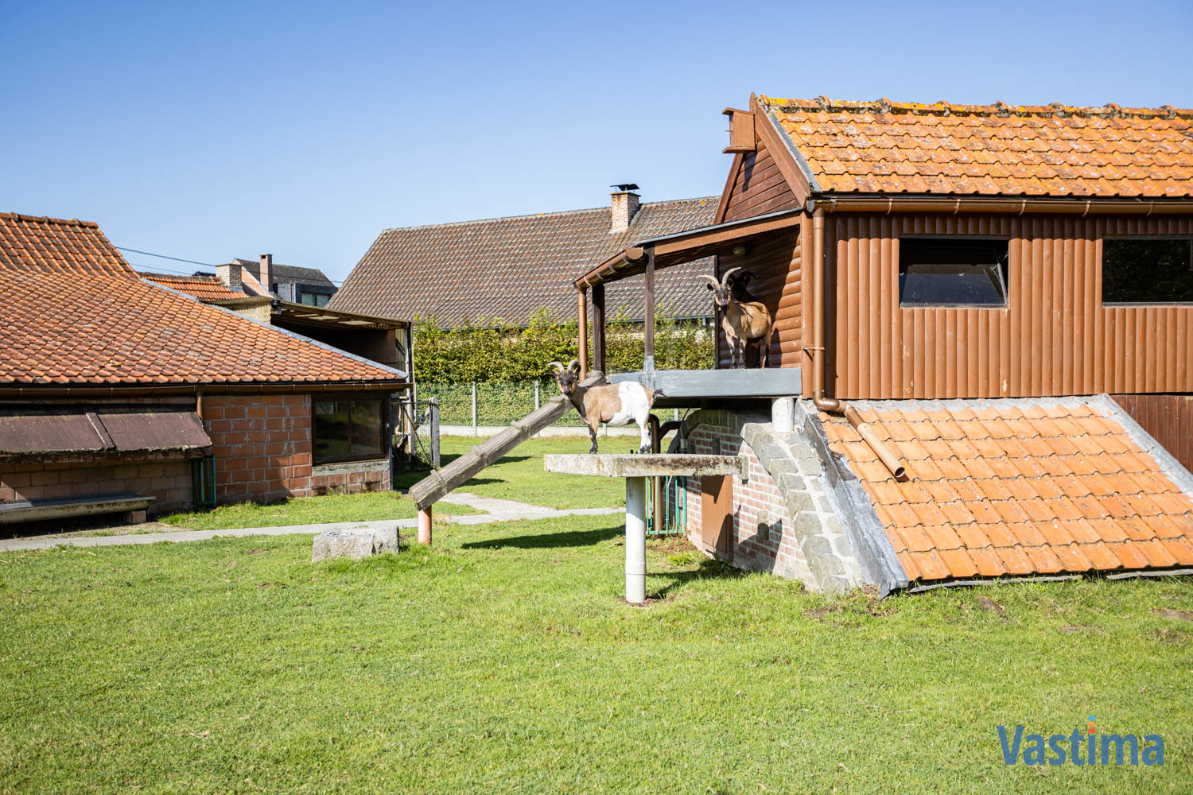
[713,151,745,225]
[750,93,819,205]
[652,213,801,257]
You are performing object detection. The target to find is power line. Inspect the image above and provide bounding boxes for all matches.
[126,261,211,277]
[115,246,215,268]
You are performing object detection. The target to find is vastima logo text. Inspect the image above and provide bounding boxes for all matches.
[998,716,1164,766]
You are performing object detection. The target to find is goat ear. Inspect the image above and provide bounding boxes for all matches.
[737,272,754,285]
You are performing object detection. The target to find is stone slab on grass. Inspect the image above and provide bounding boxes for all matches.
[312,525,399,562]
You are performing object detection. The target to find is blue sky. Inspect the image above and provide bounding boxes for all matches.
[3,0,1191,282]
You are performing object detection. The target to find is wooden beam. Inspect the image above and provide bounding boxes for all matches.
[576,287,588,380]
[644,248,656,372]
[592,283,606,375]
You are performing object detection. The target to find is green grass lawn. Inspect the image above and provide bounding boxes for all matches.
[159,490,475,531]
[393,435,630,510]
[1,517,1190,794]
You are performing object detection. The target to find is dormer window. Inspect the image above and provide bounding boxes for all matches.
[1102,238,1193,305]
[898,238,1010,307]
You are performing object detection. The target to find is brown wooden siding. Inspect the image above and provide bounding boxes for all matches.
[1112,394,1193,473]
[721,139,800,224]
[714,229,801,369]
[827,214,1193,399]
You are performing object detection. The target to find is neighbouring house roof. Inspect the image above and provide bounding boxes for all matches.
[236,258,336,290]
[0,215,405,388]
[0,213,137,277]
[822,397,1193,586]
[760,96,1193,198]
[328,197,719,327]
[140,272,244,301]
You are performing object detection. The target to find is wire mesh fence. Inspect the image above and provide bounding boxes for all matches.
[416,381,588,428]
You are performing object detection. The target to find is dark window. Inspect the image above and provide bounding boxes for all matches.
[898,238,1010,307]
[313,398,388,464]
[299,292,331,307]
[1102,238,1193,304]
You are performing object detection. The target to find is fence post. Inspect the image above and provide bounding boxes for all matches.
[471,381,478,436]
[429,397,440,469]
[534,380,541,411]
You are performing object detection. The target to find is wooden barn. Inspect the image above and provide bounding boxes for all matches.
[572,95,1193,595]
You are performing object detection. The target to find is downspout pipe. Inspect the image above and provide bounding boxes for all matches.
[809,205,841,413]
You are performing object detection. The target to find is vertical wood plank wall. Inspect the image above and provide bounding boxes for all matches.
[1112,394,1193,472]
[828,214,1193,399]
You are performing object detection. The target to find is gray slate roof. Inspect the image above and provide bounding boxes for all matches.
[235,259,337,290]
[327,197,718,327]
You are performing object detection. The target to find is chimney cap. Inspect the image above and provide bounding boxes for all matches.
[610,183,639,192]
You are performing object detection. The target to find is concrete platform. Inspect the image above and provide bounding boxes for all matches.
[544,453,749,605]
[543,453,748,480]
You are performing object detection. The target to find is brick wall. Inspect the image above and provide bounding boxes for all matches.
[684,423,813,583]
[203,394,390,504]
[0,455,193,514]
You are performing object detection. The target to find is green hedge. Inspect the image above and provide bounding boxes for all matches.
[412,307,714,384]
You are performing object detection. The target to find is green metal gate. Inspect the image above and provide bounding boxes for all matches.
[647,475,686,535]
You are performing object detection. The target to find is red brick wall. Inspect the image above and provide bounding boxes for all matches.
[0,456,193,514]
[685,424,808,578]
[203,394,390,504]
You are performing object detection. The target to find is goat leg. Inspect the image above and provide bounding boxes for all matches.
[587,420,599,454]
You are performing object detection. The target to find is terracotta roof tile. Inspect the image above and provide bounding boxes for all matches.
[824,398,1193,585]
[0,213,135,277]
[0,218,401,387]
[763,97,1193,198]
[328,197,719,327]
[141,272,244,301]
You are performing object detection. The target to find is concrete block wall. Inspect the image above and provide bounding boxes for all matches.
[204,394,390,504]
[0,455,194,514]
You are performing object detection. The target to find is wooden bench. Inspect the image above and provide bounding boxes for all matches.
[0,494,156,525]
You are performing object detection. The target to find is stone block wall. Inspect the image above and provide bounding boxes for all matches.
[680,408,864,593]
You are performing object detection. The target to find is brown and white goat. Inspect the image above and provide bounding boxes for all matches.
[549,360,656,454]
[702,267,774,368]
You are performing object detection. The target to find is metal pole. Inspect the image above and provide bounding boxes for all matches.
[625,476,647,604]
[643,249,656,376]
[429,397,440,469]
[534,380,541,411]
[471,381,478,436]
[418,506,432,545]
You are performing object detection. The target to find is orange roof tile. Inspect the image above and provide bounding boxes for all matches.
[141,272,244,301]
[824,399,1193,585]
[761,97,1193,198]
[0,216,402,387]
[0,213,136,277]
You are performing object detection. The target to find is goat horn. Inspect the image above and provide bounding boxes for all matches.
[698,274,720,286]
[547,361,565,373]
[567,359,579,372]
[720,266,742,287]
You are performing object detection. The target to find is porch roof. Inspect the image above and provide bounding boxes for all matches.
[574,208,801,288]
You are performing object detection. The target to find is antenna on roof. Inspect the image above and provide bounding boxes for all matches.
[610,183,639,192]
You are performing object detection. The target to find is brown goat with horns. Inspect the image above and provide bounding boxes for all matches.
[702,267,774,368]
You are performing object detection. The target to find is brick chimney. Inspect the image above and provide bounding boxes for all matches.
[610,184,640,233]
[259,253,273,293]
[215,261,242,291]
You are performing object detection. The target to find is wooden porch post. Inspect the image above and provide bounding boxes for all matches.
[592,283,606,375]
[643,248,656,374]
[576,287,588,380]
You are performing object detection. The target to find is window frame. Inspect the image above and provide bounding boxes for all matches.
[896,235,1011,309]
[1100,235,1193,307]
[311,395,390,466]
